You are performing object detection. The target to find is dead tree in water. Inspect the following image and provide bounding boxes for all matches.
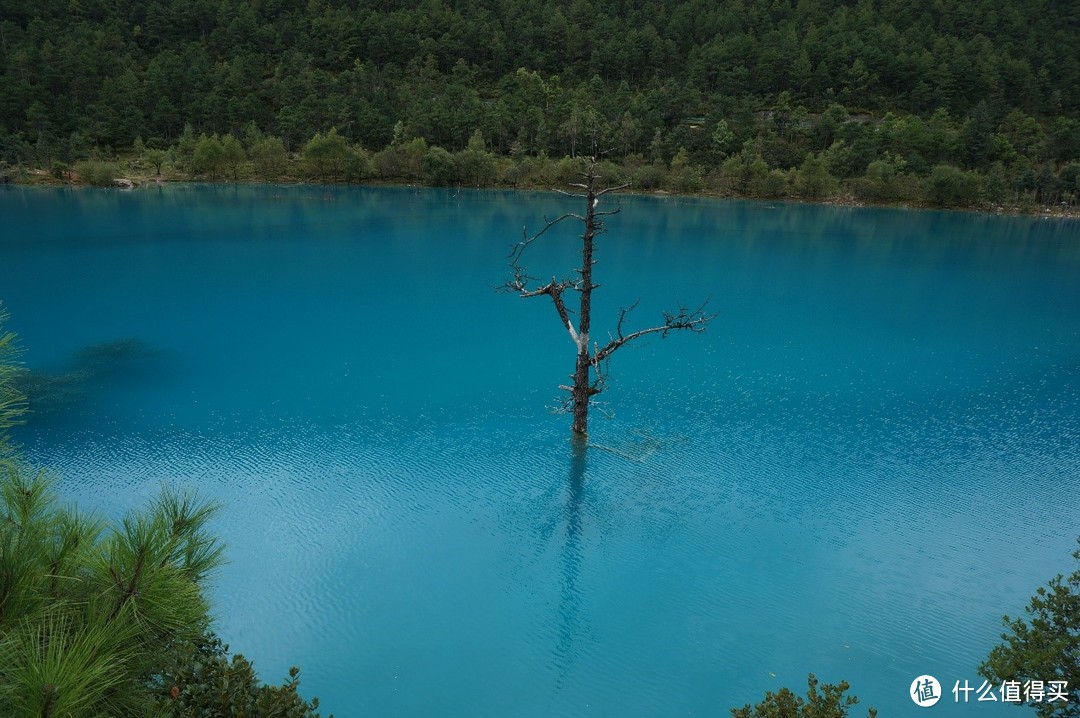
[504,156,714,439]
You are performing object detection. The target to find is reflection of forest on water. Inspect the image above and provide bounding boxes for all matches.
[15,338,161,419]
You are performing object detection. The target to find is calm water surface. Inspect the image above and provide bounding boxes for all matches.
[2,185,1079,716]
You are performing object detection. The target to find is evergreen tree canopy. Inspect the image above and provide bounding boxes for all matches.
[1,0,1077,165]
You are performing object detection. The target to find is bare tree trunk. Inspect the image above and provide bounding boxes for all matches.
[570,178,597,436]
[505,156,714,439]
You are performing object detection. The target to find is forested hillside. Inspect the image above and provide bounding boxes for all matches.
[2,0,1079,207]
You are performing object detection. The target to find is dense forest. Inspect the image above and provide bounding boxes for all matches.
[2,0,1080,208]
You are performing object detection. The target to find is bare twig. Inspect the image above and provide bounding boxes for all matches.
[594,300,716,364]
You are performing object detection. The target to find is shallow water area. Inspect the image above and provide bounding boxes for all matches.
[2,184,1079,716]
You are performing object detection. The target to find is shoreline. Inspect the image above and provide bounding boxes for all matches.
[6,166,1079,221]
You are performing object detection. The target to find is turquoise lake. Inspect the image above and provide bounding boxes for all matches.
[1,184,1079,716]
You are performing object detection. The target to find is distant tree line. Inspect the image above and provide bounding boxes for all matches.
[60,108,1080,211]
[1,0,1079,208]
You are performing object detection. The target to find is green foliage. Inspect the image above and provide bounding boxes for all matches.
[1001,111,1047,161]
[979,540,1080,717]
[423,146,458,185]
[375,137,427,181]
[796,153,835,200]
[456,130,497,187]
[0,306,25,455]
[822,141,855,181]
[629,161,666,190]
[669,147,703,193]
[175,125,197,176]
[983,163,1011,205]
[593,160,626,187]
[721,145,773,196]
[144,149,167,175]
[732,674,876,718]
[1061,163,1080,201]
[304,128,348,181]
[73,160,119,187]
[762,169,790,198]
[0,462,220,716]
[0,468,327,718]
[221,134,246,181]
[712,120,735,159]
[853,154,913,202]
[2,0,1078,213]
[1051,119,1080,164]
[746,157,772,197]
[0,604,142,717]
[242,122,265,151]
[158,633,324,718]
[4,0,1079,194]
[667,143,699,178]
[343,147,374,183]
[0,314,327,718]
[927,164,982,207]
[192,134,225,181]
[250,136,288,181]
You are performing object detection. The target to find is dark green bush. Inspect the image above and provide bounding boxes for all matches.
[73,160,119,186]
[156,633,327,718]
[927,164,981,207]
[423,146,457,185]
[732,674,876,718]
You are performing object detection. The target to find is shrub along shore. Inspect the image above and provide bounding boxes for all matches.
[6,118,1080,218]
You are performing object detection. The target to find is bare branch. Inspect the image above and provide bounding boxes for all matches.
[547,281,577,345]
[590,347,612,394]
[593,300,716,364]
[508,213,581,265]
[595,183,631,197]
[501,273,582,347]
[613,299,641,340]
[503,211,587,296]
[498,266,534,293]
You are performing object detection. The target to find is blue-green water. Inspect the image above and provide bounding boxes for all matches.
[2,184,1079,716]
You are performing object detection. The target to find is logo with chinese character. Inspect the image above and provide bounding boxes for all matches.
[911,675,942,707]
